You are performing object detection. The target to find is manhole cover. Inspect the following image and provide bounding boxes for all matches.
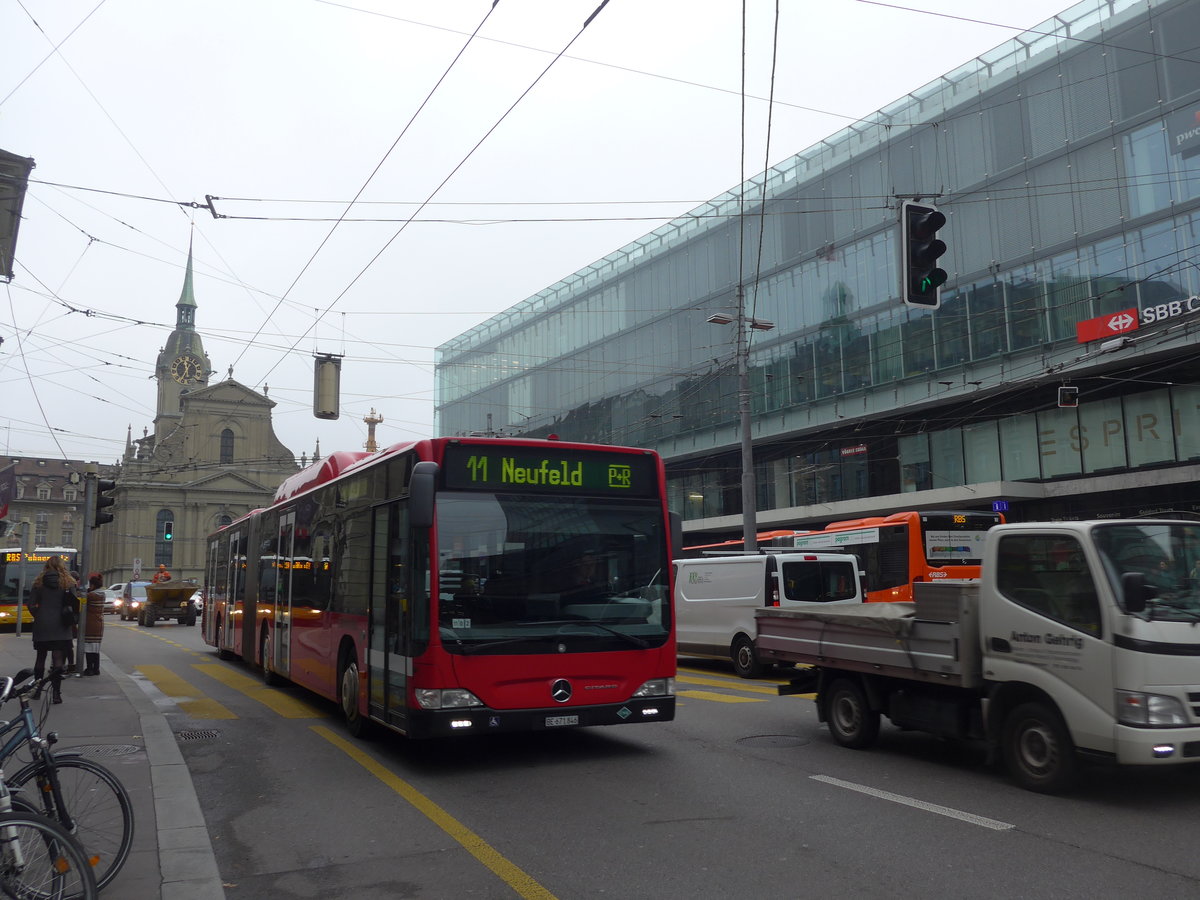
[736,734,810,749]
[69,744,142,757]
[176,729,220,742]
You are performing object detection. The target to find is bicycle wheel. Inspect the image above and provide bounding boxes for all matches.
[7,756,133,893]
[0,809,98,900]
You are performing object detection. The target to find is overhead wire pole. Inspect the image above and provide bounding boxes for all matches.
[735,281,757,552]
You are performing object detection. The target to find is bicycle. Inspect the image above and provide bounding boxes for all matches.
[0,675,98,900]
[0,670,133,892]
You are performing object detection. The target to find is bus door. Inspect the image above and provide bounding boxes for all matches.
[273,512,295,677]
[368,502,413,729]
[226,531,244,654]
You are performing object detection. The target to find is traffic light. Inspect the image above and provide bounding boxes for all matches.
[94,479,116,528]
[900,200,947,308]
[1058,386,1079,408]
[163,520,174,542]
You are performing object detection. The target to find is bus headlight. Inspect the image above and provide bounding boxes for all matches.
[632,678,674,698]
[1116,690,1188,726]
[414,688,484,710]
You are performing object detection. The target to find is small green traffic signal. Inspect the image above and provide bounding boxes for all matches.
[900,200,947,309]
[163,520,174,542]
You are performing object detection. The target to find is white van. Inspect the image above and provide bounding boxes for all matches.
[673,552,863,677]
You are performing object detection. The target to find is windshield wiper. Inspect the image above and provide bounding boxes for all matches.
[1146,599,1200,624]
[540,619,650,649]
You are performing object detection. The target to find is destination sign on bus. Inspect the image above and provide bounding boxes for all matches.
[442,445,659,496]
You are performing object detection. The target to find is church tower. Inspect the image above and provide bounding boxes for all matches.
[154,241,212,438]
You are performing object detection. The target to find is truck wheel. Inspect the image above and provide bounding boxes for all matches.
[731,635,764,678]
[825,678,880,749]
[1002,702,1078,793]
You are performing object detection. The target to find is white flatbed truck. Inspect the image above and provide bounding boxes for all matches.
[755,519,1200,792]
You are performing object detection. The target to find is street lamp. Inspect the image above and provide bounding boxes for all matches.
[707,284,774,551]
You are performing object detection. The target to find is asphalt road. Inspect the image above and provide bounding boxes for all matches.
[102,618,1200,898]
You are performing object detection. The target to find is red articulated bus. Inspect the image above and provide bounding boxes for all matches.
[685,510,1004,603]
[203,437,677,738]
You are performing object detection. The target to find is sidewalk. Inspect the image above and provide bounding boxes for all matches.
[0,633,224,900]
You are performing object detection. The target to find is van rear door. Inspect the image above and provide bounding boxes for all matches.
[778,557,862,605]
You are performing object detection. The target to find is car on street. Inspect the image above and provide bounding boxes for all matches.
[102,590,123,615]
[120,581,151,621]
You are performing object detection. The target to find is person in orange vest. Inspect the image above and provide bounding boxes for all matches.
[151,564,172,584]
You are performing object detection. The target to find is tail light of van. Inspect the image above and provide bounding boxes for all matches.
[770,585,780,606]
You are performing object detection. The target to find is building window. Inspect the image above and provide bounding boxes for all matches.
[63,489,77,502]
[220,429,234,464]
[36,485,50,501]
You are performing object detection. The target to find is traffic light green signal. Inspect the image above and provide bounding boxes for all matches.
[900,200,947,309]
[163,520,174,542]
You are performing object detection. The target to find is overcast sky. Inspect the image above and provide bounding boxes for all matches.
[2,0,1073,465]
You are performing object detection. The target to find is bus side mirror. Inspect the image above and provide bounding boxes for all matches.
[410,461,438,529]
[1121,571,1149,614]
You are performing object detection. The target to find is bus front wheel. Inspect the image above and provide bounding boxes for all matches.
[260,630,282,686]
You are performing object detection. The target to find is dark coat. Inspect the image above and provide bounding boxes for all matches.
[84,589,105,643]
[29,573,76,645]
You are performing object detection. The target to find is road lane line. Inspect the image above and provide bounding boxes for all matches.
[135,665,237,719]
[677,675,779,695]
[810,775,1014,831]
[677,690,766,704]
[194,664,326,718]
[313,725,558,900]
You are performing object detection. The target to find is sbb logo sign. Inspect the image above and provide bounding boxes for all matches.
[1076,295,1200,343]
[1141,295,1200,324]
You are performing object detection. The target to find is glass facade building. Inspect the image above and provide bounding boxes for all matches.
[435,0,1200,541]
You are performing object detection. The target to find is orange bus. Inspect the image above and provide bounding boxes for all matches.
[685,510,1004,603]
[0,547,79,628]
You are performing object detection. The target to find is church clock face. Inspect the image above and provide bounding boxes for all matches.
[170,354,203,385]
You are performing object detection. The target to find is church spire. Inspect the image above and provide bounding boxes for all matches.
[177,237,197,324]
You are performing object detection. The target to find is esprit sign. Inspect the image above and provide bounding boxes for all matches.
[1076,295,1200,343]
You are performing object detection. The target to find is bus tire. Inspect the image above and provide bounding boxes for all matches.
[260,629,283,686]
[825,677,880,749]
[731,634,764,678]
[339,653,372,739]
[1002,702,1078,794]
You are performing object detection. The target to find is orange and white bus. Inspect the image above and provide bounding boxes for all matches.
[204,437,678,739]
[686,510,1004,603]
[0,547,79,627]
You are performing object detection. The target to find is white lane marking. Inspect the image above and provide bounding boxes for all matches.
[811,774,1015,831]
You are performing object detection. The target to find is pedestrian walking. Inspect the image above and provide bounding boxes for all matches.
[83,572,105,676]
[28,555,77,703]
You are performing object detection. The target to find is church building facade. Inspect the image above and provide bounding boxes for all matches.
[91,245,300,586]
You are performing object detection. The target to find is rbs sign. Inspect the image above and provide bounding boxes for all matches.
[1076,295,1200,344]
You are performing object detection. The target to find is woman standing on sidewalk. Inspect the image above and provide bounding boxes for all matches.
[28,555,76,703]
[82,573,104,676]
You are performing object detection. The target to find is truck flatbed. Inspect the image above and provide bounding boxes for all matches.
[755,585,981,688]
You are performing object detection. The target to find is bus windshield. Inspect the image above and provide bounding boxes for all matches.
[434,491,670,654]
[920,512,998,565]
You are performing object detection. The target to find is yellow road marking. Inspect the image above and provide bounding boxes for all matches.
[135,665,236,719]
[677,690,765,704]
[677,674,779,695]
[194,664,326,718]
[313,726,558,900]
